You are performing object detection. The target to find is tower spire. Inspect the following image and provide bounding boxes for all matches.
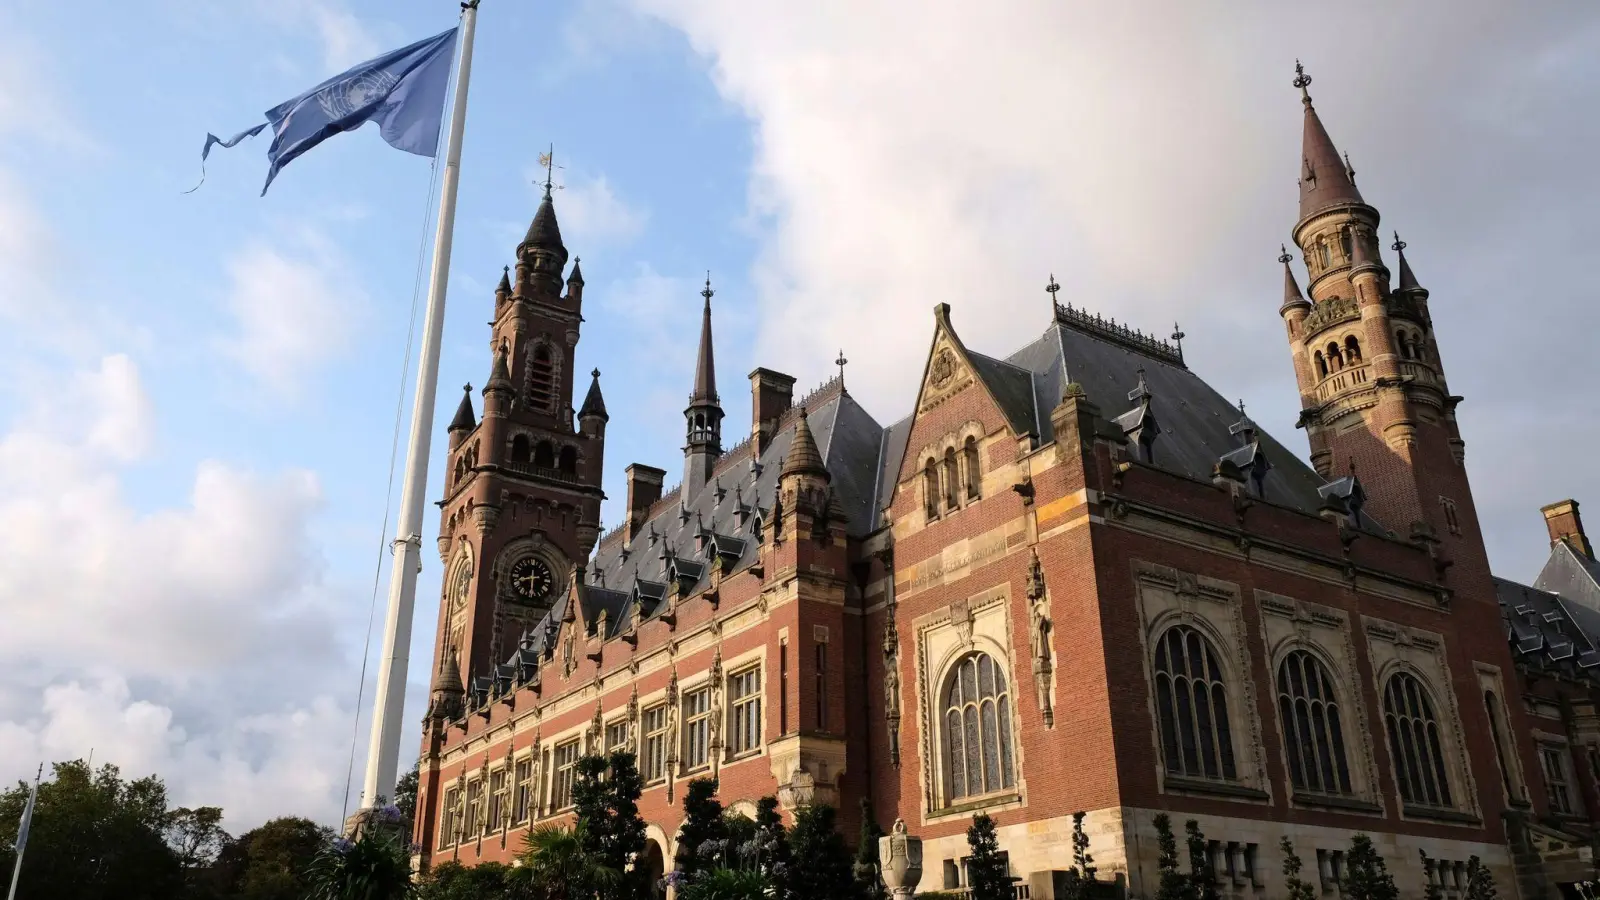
[691,272,718,405]
[1279,244,1308,314]
[1392,232,1427,298]
[1293,61,1364,220]
[683,273,724,499]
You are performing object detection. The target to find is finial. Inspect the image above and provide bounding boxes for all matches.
[701,271,714,304]
[835,349,848,387]
[463,382,472,394]
[1391,231,1407,253]
[1045,273,1061,309]
[537,145,561,197]
[1292,59,1312,102]
[1278,244,1293,265]
[1170,322,1186,359]
[1238,399,1247,416]
[591,368,601,379]
[1343,151,1356,183]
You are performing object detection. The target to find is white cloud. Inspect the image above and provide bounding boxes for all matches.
[216,231,364,397]
[632,0,1600,578]
[244,0,383,72]
[555,174,649,248]
[0,18,97,153]
[0,170,54,321]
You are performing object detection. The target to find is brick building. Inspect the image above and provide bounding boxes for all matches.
[410,67,1600,898]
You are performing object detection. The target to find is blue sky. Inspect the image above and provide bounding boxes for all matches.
[2,0,1597,831]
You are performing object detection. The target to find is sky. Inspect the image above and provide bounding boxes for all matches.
[0,0,1596,834]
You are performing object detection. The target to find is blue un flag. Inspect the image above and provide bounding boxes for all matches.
[200,27,459,195]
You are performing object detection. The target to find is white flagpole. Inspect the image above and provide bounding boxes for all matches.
[359,0,479,815]
[7,764,41,900]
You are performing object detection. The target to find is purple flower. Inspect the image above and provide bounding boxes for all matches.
[377,804,404,823]
[332,837,355,854]
[408,842,423,854]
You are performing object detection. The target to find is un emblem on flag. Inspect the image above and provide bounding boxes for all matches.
[317,69,401,119]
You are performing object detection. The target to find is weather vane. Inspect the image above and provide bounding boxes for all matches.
[1391,231,1407,253]
[836,349,848,387]
[702,271,714,303]
[1292,59,1312,100]
[1278,244,1293,265]
[1046,273,1061,309]
[537,145,563,196]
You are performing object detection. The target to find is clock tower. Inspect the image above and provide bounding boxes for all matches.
[425,181,607,707]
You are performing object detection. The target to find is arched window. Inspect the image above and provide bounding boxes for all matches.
[1314,351,1327,379]
[529,345,555,411]
[558,445,577,475]
[454,457,468,485]
[1344,336,1362,365]
[1153,624,1238,781]
[1277,650,1352,795]
[534,441,555,469]
[1383,672,1453,808]
[923,459,940,520]
[510,435,530,464]
[1339,228,1352,261]
[1326,343,1343,371]
[1317,239,1331,269]
[1396,332,1411,359]
[942,448,959,511]
[943,652,1015,803]
[963,437,981,501]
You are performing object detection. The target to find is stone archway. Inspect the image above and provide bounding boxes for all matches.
[642,839,666,900]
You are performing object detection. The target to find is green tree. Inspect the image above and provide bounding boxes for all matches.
[1419,850,1444,900]
[753,796,792,898]
[964,812,1009,900]
[1340,834,1397,900]
[674,777,727,884]
[571,752,648,899]
[515,823,620,900]
[1464,856,1498,900]
[416,860,517,900]
[212,816,332,900]
[1152,814,1194,900]
[1056,811,1097,900]
[853,797,886,900]
[1185,820,1219,900]
[1279,837,1316,900]
[395,764,420,841]
[722,810,757,871]
[787,805,860,900]
[678,867,768,900]
[0,760,186,900]
[304,822,416,900]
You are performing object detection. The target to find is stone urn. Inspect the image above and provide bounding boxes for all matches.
[878,818,923,899]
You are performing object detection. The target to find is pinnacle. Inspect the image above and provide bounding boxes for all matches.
[1295,66,1365,221]
[781,407,829,481]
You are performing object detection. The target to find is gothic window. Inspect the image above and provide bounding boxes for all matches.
[464,779,483,839]
[642,705,668,782]
[942,652,1016,804]
[511,758,533,823]
[552,740,580,810]
[559,445,577,475]
[534,441,555,469]
[1382,671,1453,808]
[487,769,507,832]
[1277,650,1353,795]
[439,786,461,849]
[683,687,711,770]
[943,448,959,511]
[1484,691,1517,801]
[510,434,530,464]
[1396,332,1413,360]
[529,344,556,412]
[963,437,981,501]
[924,459,940,520]
[1344,336,1362,365]
[1540,744,1580,816]
[1153,624,1239,781]
[729,666,762,756]
[1314,351,1327,379]
[1325,342,1343,371]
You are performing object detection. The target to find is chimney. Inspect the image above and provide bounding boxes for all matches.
[1543,499,1592,559]
[625,464,667,540]
[749,367,797,453]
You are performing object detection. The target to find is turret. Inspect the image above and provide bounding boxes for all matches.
[566,257,585,308]
[683,274,724,498]
[447,383,476,450]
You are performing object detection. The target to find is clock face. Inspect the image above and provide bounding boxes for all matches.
[510,557,554,604]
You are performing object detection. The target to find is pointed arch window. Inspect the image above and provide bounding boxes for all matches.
[1314,351,1327,379]
[1277,650,1353,795]
[1153,624,1238,781]
[943,448,959,511]
[1382,671,1453,808]
[923,459,940,520]
[942,652,1015,803]
[558,445,577,476]
[963,437,982,501]
[529,344,556,411]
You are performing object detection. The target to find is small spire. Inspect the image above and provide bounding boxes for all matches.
[1293,61,1365,219]
[1292,59,1312,103]
[579,368,608,422]
[449,383,476,432]
[1280,244,1309,312]
[1170,322,1186,361]
[690,272,718,406]
[1348,224,1382,274]
[1343,151,1356,183]
[835,349,848,391]
[781,407,829,481]
[1392,232,1427,298]
[1046,273,1061,312]
[484,345,513,394]
[568,256,584,285]
[496,266,511,296]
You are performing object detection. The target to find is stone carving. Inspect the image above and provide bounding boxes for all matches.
[709,649,725,771]
[950,599,974,649]
[879,819,924,900]
[883,607,902,767]
[1026,549,1055,728]
[930,348,957,389]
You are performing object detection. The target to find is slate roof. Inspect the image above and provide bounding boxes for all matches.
[1534,540,1600,615]
[1497,576,1600,680]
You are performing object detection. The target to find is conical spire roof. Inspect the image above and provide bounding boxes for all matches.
[690,275,718,406]
[781,408,829,480]
[579,368,608,421]
[1294,63,1365,220]
[523,190,566,253]
[1279,245,1309,312]
[484,347,513,393]
[568,257,584,285]
[1393,233,1427,297]
[449,383,476,432]
[496,266,511,295]
[435,646,464,694]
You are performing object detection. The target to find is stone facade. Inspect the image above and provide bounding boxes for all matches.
[410,72,1600,900]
